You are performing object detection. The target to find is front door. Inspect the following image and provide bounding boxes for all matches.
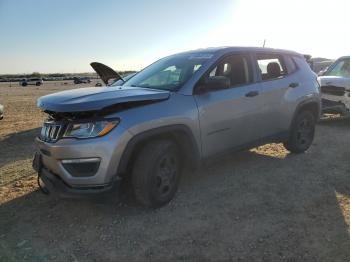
[194,54,263,158]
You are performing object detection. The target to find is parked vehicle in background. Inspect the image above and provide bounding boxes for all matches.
[33,47,321,208]
[0,104,3,120]
[73,77,91,84]
[311,59,334,75]
[20,78,43,86]
[318,56,350,115]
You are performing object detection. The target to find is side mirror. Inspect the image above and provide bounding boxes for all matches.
[196,76,230,94]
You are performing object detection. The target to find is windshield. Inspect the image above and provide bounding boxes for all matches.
[123,53,213,91]
[325,59,350,77]
[111,73,136,86]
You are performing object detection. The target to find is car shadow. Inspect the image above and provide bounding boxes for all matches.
[1,145,350,261]
[0,127,40,168]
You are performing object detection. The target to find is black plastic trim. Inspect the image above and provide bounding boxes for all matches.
[117,124,201,174]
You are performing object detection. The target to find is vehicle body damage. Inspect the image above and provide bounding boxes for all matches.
[318,56,350,115]
[33,47,321,207]
[90,62,124,86]
[38,62,169,120]
[38,86,170,117]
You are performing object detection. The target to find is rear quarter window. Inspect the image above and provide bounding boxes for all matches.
[292,55,312,72]
[284,55,298,74]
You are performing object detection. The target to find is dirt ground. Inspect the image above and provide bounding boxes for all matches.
[0,82,350,262]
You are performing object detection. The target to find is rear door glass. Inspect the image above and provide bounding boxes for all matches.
[256,54,287,81]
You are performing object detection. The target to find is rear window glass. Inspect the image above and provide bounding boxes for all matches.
[256,54,287,81]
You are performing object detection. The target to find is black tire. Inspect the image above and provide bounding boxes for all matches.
[36,82,41,86]
[132,140,182,208]
[284,110,316,153]
[22,82,27,87]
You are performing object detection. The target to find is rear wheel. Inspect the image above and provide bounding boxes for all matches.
[284,110,316,153]
[22,82,27,87]
[132,140,182,208]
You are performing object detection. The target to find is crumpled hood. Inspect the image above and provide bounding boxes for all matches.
[318,76,350,90]
[38,86,170,112]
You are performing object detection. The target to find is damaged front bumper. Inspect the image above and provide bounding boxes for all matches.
[34,155,120,198]
[32,125,133,197]
[321,88,350,115]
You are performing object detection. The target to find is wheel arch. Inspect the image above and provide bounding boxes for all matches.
[293,98,321,125]
[117,125,201,176]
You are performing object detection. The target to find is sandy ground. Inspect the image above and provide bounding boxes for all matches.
[0,82,350,261]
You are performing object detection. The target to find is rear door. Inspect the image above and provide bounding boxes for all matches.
[194,53,263,157]
[253,53,297,138]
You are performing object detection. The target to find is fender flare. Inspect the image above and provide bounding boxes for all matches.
[117,124,201,175]
[289,97,321,130]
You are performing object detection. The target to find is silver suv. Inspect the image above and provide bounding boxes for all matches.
[20,78,43,86]
[33,47,321,207]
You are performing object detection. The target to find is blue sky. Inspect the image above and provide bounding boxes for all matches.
[0,0,349,74]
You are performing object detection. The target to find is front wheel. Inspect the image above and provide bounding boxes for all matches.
[132,140,182,208]
[284,110,316,153]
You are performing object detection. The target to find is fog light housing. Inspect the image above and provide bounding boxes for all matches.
[61,158,100,177]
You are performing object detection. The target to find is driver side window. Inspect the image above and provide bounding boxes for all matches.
[209,55,252,87]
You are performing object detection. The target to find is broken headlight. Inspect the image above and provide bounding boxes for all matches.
[63,119,119,139]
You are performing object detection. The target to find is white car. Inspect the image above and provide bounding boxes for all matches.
[318,56,350,115]
[20,78,44,87]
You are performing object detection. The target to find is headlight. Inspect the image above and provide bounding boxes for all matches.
[63,119,119,139]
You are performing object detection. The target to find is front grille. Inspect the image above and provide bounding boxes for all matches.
[40,122,65,143]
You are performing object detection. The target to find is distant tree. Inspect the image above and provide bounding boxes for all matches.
[30,72,41,77]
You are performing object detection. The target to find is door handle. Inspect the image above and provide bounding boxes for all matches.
[289,82,299,88]
[245,91,259,97]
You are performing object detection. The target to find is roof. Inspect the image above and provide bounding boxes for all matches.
[337,56,350,60]
[177,46,301,56]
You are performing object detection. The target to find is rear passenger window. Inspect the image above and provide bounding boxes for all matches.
[256,54,287,81]
[209,55,252,87]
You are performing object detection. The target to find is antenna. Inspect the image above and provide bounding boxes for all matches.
[263,39,266,48]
